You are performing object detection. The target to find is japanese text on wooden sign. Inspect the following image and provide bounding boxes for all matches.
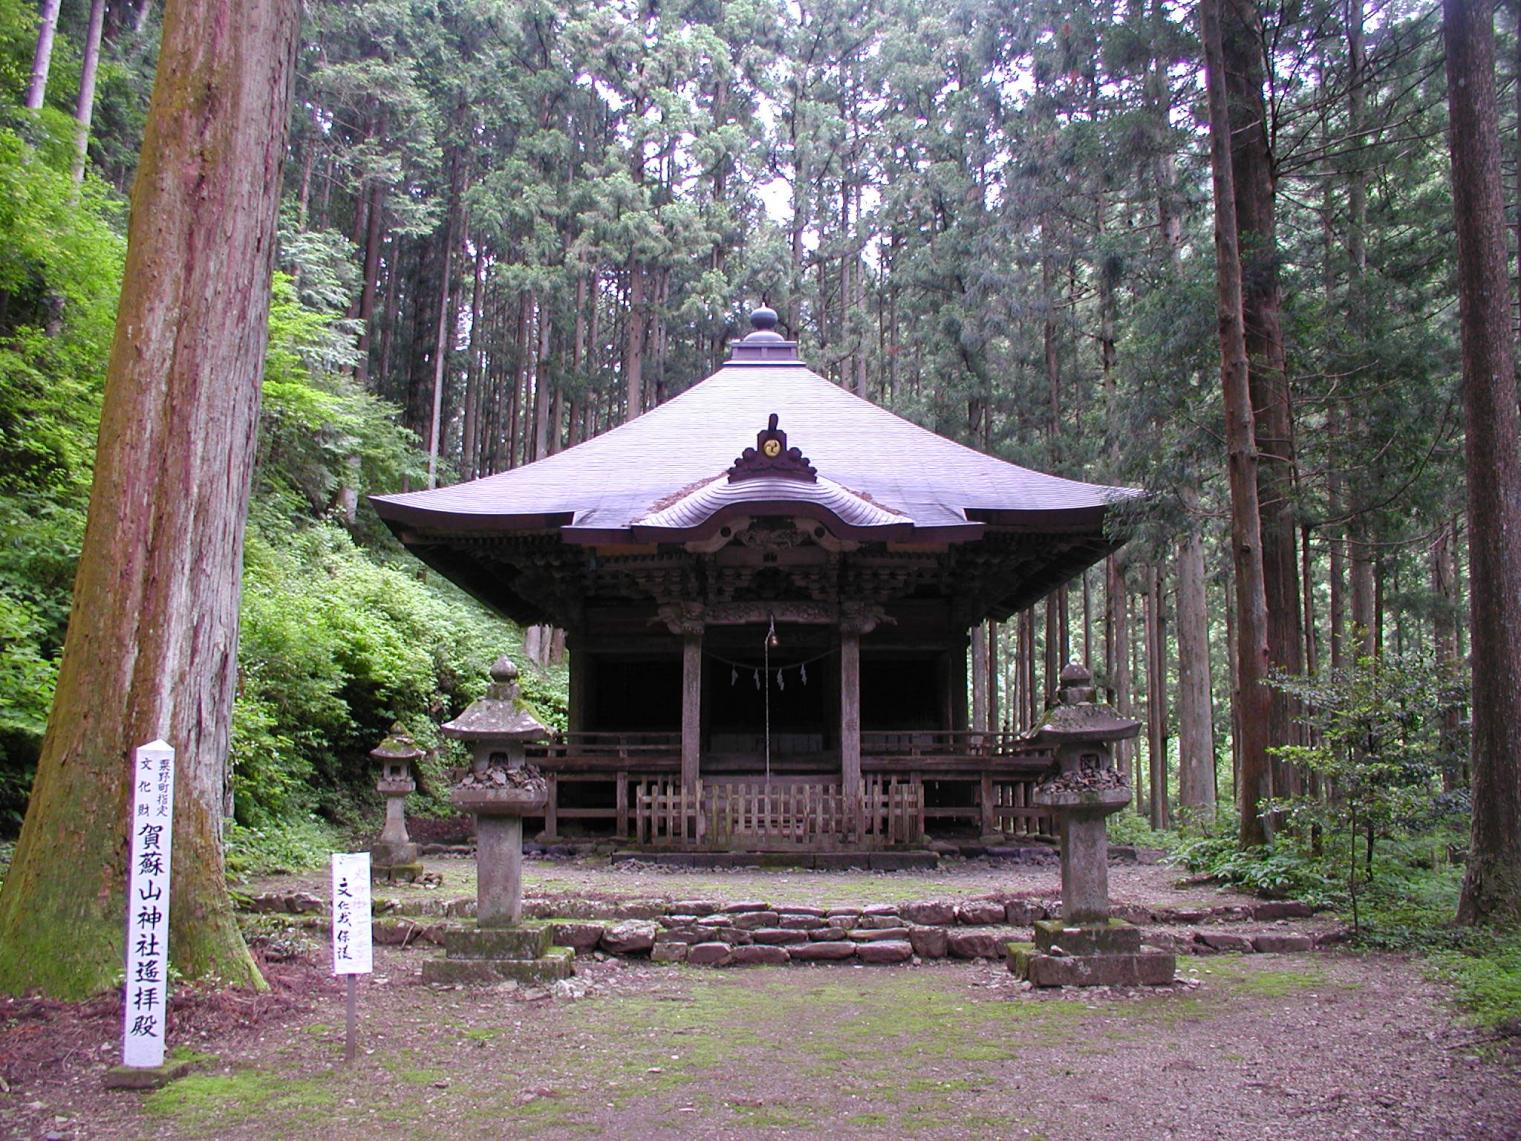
[123,740,175,1069]
[330,853,373,975]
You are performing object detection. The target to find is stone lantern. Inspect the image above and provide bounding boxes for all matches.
[369,724,425,882]
[422,657,573,985]
[1008,662,1175,987]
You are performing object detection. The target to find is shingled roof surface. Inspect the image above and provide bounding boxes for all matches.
[372,360,1141,542]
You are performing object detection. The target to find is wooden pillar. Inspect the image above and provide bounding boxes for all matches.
[840,625,862,838]
[949,638,969,731]
[682,630,702,792]
[567,635,588,733]
[541,774,558,841]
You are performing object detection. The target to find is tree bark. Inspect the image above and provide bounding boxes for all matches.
[1222,0,1304,788]
[26,0,61,111]
[1176,487,1216,814]
[1202,0,1275,850]
[1105,556,1135,792]
[70,0,107,186]
[1444,0,1521,926]
[0,0,299,998]
[1144,564,1170,829]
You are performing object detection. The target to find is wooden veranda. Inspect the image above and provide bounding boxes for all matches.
[526,730,1058,849]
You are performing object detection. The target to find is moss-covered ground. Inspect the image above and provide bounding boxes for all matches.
[102,951,1517,1140]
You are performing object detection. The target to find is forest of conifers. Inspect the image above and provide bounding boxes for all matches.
[0,0,1507,885]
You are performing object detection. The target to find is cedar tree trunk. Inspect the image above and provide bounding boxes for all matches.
[1444,0,1521,926]
[0,0,301,998]
[1202,0,1275,849]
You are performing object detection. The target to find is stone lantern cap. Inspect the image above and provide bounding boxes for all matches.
[1033,662,1142,744]
[370,723,425,764]
[441,657,550,743]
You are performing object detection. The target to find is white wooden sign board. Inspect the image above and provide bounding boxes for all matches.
[122,739,175,1069]
[330,852,373,975]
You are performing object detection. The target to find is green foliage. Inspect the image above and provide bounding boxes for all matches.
[1430,935,1521,1035]
[1105,810,1170,849]
[257,242,426,521]
[1267,656,1468,932]
[223,816,345,881]
[1173,833,1339,905]
[232,523,553,823]
[0,127,125,821]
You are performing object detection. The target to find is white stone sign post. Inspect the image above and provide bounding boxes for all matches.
[122,740,175,1070]
[330,852,373,1062]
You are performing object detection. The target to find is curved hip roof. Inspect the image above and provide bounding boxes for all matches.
[371,360,1141,543]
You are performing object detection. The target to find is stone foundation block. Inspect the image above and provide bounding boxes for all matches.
[1033,919,1143,956]
[907,925,948,959]
[751,928,809,945]
[869,851,937,871]
[956,900,1007,926]
[848,927,912,942]
[856,940,914,965]
[722,901,772,913]
[859,915,905,930]
[1252,901,1314,921]
[779,905,828,918]
[371,860,425,884]
[423,946,575,986]
[600,920,659,955]
[1195,931,1255,954]
[443,926,552,961]
[1003,899,1047,926]
[1251,933,1315,953]
[813,853,869,870]
[687,942,734,966]
[862,903,900,918]
[1008,943,1175,988]
[732,911,782,930]
[778,915,827,930]
[669,900,722,916]
[651,942,689,964]
[104,1060,195,1090]
[550,922,608,954]
[947,929,1005,959]
[902,899,957,926]
[790,941,858,962]
[730,945,790,966]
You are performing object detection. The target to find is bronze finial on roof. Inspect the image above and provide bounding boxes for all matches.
[727,305,799,365]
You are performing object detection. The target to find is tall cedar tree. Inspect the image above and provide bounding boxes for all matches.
[1201,0,1275,849]
[1443,0,1521,926]
[0,0,301,997]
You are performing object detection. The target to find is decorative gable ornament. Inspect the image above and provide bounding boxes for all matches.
[729,413,817,483]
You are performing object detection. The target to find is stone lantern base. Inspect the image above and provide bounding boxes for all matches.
[421,925,575,986]
[369,840,424,884]
[1006,919,1175,987]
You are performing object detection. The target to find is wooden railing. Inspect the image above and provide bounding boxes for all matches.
[990,778,1056,838]
[531,732,681,762]
[634,777,922,849]
[861,729,1048,758]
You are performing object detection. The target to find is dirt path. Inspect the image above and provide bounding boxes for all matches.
[246,851,1264,913]
[3,861,1518,1139]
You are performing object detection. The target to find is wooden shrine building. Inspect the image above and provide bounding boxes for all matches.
[373,309,1141,851]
